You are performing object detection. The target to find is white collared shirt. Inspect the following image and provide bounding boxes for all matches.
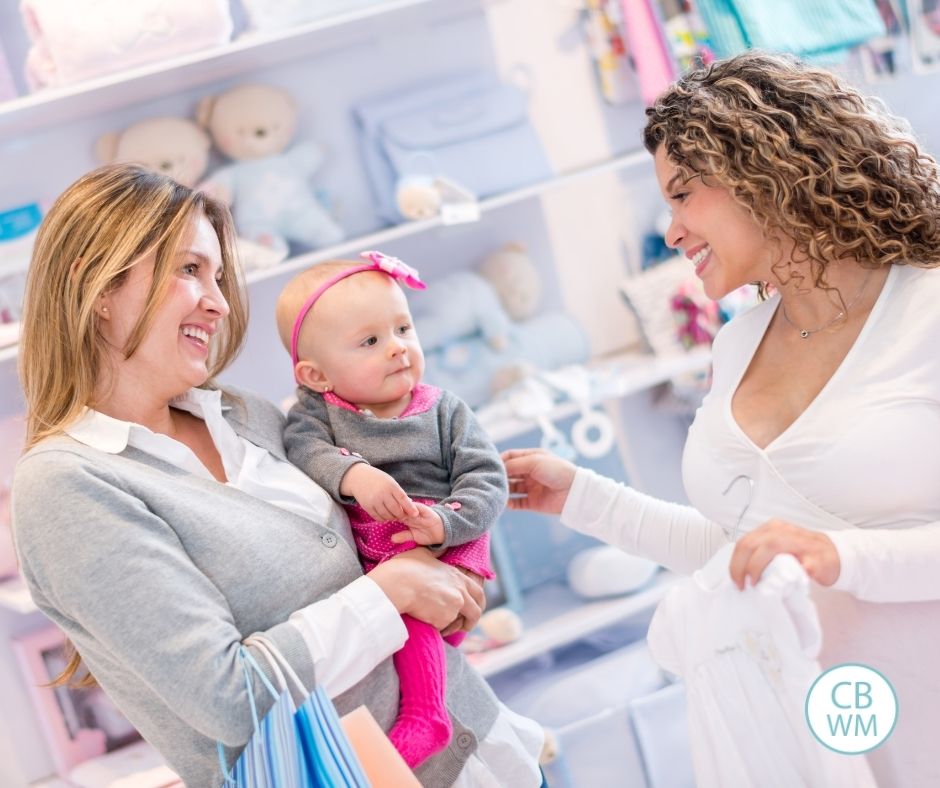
[66,387,543,787]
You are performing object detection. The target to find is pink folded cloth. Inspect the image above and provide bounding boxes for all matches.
[20,0,233,90]
[620,0,677,104]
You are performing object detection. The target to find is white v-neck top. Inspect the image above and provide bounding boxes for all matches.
[685,262,940,541]
[561,263,940,786]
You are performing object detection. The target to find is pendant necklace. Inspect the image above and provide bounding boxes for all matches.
[780,269,875,339]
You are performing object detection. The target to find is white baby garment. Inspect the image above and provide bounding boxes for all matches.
[646,543,876,788]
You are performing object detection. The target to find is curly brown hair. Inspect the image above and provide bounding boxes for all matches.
[643,51,940,293]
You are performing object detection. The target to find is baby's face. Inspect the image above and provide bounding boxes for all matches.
[307,273,424,411]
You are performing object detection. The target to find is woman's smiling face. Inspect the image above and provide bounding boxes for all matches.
[654,145,772,300]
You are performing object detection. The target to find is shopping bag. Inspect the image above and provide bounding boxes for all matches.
[217,648,312,788]
[246,635,371,788]
[340,706,421,788]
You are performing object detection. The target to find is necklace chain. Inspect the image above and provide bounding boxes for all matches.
[780,270,874,339]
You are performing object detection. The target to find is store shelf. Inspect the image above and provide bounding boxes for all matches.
[244,147,653,287]
[0,575,37,615]
[468,571,678,678]
[0,344,17,364]
[0,148,654,369]
[0,0,444,138]
[478,346,712,444]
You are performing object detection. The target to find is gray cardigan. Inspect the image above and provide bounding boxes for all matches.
[11,388,499,787]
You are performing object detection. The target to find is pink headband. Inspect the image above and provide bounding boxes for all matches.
[290,250,427,368]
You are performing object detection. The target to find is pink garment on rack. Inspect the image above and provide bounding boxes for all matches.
[19,0,233,90]
[619,0,676,104]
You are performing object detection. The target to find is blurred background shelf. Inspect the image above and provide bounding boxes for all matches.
[469,571,677,678]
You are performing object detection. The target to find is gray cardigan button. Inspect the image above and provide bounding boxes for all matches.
[321,533,338,548]
[456,732,473,749]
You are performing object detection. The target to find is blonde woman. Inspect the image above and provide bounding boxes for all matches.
[12,164,544,787]
[505,51,940,787]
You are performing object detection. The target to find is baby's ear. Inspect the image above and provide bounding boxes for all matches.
[295,361,330,392]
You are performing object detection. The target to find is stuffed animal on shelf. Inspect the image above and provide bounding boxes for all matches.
[94,116,285,272]
[566,546,659,599]
[95,116,211,189]
[197,84,345,257]
[413,243,589,407]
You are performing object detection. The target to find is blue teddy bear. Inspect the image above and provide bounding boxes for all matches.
[198,84,344,256]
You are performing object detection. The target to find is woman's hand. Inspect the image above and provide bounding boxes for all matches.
[501,448,578,515]
[368,548,485,633]
[442,567,488,637]
[729,519,841,590]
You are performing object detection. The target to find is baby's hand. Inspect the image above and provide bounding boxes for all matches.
[391,502,446,546]
[341,465,418,522]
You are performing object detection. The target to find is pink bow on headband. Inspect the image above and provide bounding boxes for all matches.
[290,250,427,369]
[359,250,427,290]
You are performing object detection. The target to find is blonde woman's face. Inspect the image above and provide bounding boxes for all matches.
[654,146,770,300]
[98,213,229,400]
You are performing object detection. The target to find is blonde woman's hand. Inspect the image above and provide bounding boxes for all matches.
[368,547,485,632]
[729,519,841,590]
[502,448,578,515]
[442,566,488,636]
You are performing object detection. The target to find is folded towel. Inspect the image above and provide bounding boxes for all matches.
[20,0,233,90]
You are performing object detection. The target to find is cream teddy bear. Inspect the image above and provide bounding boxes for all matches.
[197,84,344,256]
[95,116,285,271]
[95,116,211,189]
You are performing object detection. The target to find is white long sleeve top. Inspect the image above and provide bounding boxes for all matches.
[562,263,940,787]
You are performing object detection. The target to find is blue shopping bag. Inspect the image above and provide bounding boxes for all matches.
[239,634,372,788]
[218,648,313,787]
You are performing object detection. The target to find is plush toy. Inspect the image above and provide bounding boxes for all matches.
[197,84,344,256]
[95,116,285,272]
[394,174,477,223]
[414,271,513,354]
[413,243,589,407]
[478,607,524,644]
[95,117,211,188]
[395,175,441,221]
[566,546,659,599]
[478,242,542,321]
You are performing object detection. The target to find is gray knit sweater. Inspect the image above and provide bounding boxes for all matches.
[284,384,508,548]
[11,387,499,787]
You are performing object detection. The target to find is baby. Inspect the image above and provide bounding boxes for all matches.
[275,250,508,769]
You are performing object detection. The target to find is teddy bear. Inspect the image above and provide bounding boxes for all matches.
[413,243,589,407]
[94,116,286,272]
[197,83,344,256]
[95,116,211,189]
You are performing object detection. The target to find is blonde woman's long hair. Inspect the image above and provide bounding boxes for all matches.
[643,51,940,294]
[19,163,248,451]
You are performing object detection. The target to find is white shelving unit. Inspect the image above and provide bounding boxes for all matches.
[0,0,443,138]
[0,147,655,368]
[479,347,710,444]
[0,2,699,784]
[469,572,677,678]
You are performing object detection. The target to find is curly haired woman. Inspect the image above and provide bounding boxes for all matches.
[504,51,940,787]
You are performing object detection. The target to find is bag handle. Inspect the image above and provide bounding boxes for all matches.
[216,646,283,785]
[244,633,312,701]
